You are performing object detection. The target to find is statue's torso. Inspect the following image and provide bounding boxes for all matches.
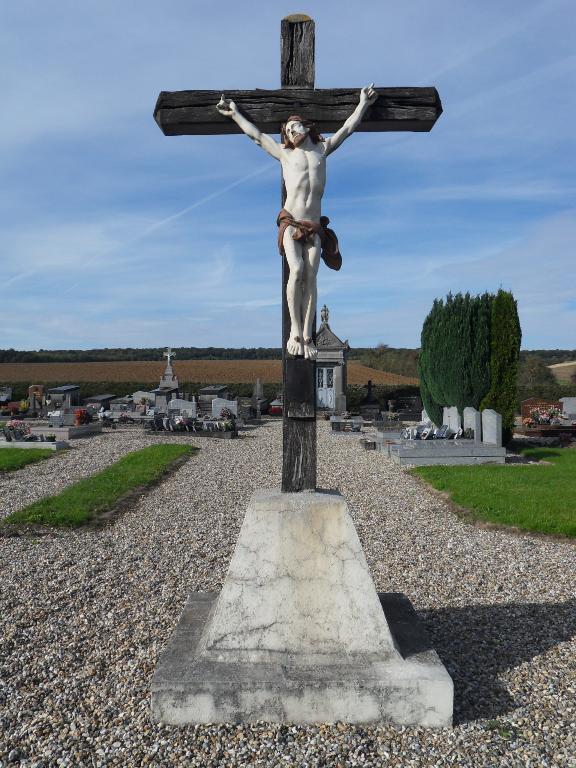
[280,142,326,222]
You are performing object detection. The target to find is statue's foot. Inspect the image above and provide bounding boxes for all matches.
[286,335,304,357]
[303,337,317,360]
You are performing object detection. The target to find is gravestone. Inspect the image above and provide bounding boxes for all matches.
[482,409,502,447]
[211,397,238,418]
[442,406,461,433]
[560,397,576,417]
[463,406,482,444]
[152,387,178,413]
[160,347,179,389]
[168,398,197,418]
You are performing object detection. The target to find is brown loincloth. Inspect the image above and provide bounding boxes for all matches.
[276,208,342,271]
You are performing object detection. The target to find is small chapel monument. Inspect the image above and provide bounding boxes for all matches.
[151,15,452,726]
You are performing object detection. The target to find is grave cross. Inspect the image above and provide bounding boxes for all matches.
[163,347,176,366]
[154,15,442,492]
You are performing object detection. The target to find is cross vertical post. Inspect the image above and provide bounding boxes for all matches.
[281,15,317,492]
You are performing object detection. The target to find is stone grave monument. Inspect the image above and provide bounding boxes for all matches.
[360,379,380,420]
[151,15,452,726]
[315,305,349,414]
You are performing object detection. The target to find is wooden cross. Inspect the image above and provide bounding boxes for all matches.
[154,14,442,492]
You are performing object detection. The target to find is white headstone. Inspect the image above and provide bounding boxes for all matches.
[463,407,482,443]
[482,409,502,447]
[560,397,576,417]
[167,398,197,418]
[212,397,238,418]
[133,390,155,403]
[444,406,461,432]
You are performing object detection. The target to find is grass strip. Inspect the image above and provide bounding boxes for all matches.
[2,443,196,527]
[0,448,55,472]
[412,448,576,538]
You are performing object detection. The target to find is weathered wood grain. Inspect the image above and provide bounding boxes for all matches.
[279,19,318,492]
[282,415,317,492]
[281,15,315,88]
[154,87,442,136]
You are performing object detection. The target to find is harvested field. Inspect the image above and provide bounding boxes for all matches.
[0,360,418,386]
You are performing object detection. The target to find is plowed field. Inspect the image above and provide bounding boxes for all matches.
[0,360,418,386]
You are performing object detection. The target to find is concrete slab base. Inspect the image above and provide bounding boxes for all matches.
[0,440,68,451]
[151,489,453,727]
[151,591,452,726]
[379,439,506,466]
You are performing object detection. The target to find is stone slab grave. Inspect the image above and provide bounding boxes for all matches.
[0,439,68,451]
[167,398,197,419]
[211,397,238,418]
[151,15,451,726]
[376,407,506,466]
[30,423,103,440]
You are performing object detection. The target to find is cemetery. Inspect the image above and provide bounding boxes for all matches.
[1,9,576,768]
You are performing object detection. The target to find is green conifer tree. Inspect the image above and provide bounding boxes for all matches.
[480,289,522,443]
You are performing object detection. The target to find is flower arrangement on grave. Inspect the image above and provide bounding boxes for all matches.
[526,407,561,427]
[74,408,91,426]
[6,420,31,439]
[19,399,29,413]
[219,407,234,419]
[45,433,56,442]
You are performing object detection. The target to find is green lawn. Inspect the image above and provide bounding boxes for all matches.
[0,448,55,472]
[2,443,196,527]
[412,448,576,538]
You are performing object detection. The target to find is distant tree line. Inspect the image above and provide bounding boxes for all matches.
[1,345,574,375]
[0,347,283,363]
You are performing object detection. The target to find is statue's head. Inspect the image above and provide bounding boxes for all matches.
[281,116,324,149]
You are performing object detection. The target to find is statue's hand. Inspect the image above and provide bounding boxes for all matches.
[216,94,237,117]
[360,83,377,106]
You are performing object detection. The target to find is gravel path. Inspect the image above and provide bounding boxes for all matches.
[0,420,574,767]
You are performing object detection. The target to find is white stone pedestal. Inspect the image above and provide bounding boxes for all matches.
[151,489,453,726]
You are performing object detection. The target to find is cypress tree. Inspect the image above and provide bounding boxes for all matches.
[418,298,445,425]
[419,290,520,428]
[480,289,521,443]
[469,292,492,409]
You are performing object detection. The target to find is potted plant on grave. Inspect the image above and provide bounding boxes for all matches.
[45,433,56,442]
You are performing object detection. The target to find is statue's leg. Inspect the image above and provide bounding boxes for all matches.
[283,227,305,357]
[302,235,321,360]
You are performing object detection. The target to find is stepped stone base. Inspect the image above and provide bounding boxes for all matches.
[151,489,453,726]
[151,591,453,726]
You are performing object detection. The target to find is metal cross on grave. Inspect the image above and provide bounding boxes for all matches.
[154,14,442,492]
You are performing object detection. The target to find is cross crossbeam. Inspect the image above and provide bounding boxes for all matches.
[154,87,442,136]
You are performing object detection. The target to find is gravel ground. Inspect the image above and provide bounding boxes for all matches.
[0,420,575,768]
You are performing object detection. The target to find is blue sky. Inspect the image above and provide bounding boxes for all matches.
[1,0,575,350]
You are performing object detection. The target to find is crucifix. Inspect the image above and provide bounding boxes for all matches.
[154,14,442,492]
[163,347,175,366]
[151,17,452,727]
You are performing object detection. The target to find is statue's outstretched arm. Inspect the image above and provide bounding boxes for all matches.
[217,95,281,160]
[324,84,378,156]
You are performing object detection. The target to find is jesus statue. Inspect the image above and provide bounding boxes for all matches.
[217,85,377,359]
